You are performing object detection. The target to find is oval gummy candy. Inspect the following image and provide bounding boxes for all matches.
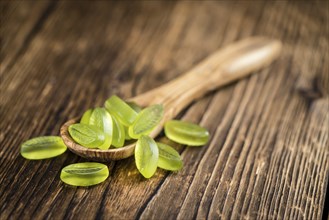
[164,120,209,146]
[104,95,138,126]
[68,123,106,148]
[89,108,113,149]
[128,104,163,139]
[157,142,183,171]
[135,135,159,178]
[80,109,93,124]
[20,136,67,160]
[60,162,109,186]
[111,115,125,148]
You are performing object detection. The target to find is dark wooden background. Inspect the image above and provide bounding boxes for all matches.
[1,1,328,219]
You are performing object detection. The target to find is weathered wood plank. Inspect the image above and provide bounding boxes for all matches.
[0,1,55,74]
[0,1,328,220]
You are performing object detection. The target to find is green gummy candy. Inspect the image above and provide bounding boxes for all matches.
[20,136,67,160]
[126,101,142,113]
[60,162,109,186]
[111,115,125,148]
[123,102,141,140]
[128,104,163,139]
[80,109,93,124]
[164,120,209,146]
[68,123,106,148]
[104,95,138,126]
[124,126,132,140]
[157,142,183,171]
[135,135,159,178]
[89,108,113,150]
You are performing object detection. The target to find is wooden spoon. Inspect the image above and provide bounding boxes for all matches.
[60,37,282,162]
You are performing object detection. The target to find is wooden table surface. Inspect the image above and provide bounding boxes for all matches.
[1,1,328,219]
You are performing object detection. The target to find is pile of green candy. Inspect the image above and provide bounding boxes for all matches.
[20,95,210,186]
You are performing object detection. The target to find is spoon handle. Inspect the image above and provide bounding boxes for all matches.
[132,37,282,118]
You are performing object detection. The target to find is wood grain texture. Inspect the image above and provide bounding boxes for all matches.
[0,1,328,220]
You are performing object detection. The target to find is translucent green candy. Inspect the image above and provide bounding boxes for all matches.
[164,120,209,146]
[68,123,105,148]
[128,104,163,139]
[157,142,183,171]
[60,162,109,186]
[124,126,132,140]
[111,115,125,148]
[135,135,159,178]
[126,101,142,113]
[123,102,141,140]
[80,109,93,124]
[89,108,113,149]
[104,95,138,126]
[20,136,67,160]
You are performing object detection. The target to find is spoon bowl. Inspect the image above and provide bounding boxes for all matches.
[60,37,282,161]
[61,118,135,161]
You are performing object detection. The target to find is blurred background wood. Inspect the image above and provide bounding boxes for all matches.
[0,1,328,219]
